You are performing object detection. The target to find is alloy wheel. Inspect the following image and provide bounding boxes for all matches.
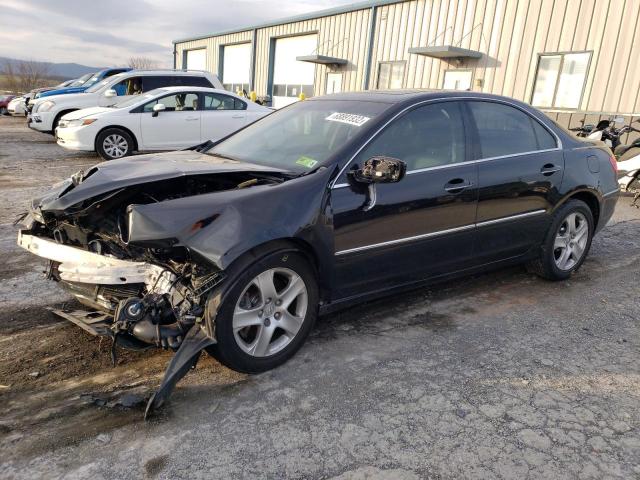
[553,212,589,271]
[102,134,128,158]
[232,268,308,357]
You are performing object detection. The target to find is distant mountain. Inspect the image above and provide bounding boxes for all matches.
[0,57,109,79]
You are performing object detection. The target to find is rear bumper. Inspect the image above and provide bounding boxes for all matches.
[597,189,619,233]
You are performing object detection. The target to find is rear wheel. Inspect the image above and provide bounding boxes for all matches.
[0,107,7,116]
[206,251,318,373]
[96,128,134,160]
[527,199,594,280]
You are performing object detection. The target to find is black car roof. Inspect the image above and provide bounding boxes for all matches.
[309,89,576,146]
[311,89,533,106]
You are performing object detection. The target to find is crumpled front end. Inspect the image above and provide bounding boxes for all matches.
[16,153,331,416]
[16,224,221,352]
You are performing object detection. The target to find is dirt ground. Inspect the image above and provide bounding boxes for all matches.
[0,115,639,479]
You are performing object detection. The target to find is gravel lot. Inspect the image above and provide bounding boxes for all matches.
[1,115,639,479]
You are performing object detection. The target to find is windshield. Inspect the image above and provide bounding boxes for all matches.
[209,99,389,172]
[81,74,102,88]
[112,89,166,108]
[70,73,94,87]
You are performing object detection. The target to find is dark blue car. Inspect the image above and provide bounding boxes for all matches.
[35,68,132,100]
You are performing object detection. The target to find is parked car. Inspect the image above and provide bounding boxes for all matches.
[7,96,27,116]
[32,68,132,105]
[0,94,16,115]
[23,79,78,111]
[56,87,272,160]
[28,70,223,134]
[16,91,619,414]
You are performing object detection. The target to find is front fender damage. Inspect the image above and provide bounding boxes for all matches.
[17,160,335,418]
[144,323,216,419]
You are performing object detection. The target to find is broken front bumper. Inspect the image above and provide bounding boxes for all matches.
[17,231,176,290]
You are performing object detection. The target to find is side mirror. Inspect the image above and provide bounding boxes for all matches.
[350,156,407,184]
[152,103,166,117]
[613,116,625,124]
[104,89,117,98]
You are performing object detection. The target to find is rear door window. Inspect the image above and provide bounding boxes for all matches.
[467,101,557,159]
[203,93,246,110]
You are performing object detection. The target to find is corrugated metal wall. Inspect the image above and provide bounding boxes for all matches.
[252,8,372,96]
[175,31,253,74]
[175,0,640,138]
[369,0,640,115]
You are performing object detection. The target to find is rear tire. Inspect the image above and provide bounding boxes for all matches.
[96,128,134,160]
[206,250,318,374]
[0,107,7,116]
[527,199,594,280]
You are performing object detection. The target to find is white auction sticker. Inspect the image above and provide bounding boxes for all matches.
[325,112,371,126]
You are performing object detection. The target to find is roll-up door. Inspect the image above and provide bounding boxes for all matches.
[272,34,317,109]
[185,49,206,71]
[223,43,251,94]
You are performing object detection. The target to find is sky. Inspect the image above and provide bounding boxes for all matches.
[0,0,355,68]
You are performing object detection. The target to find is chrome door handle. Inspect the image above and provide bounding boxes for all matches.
[185,117,199,121]
[232,114,244,119]
[540,164,561,175]
[444,179,474,193]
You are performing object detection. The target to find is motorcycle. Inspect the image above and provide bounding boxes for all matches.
[588,117,639,152]
[613,119,640,204]
[571,117,640,204]
[569,119,596,137]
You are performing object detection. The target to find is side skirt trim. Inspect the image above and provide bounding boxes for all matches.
[335,209,546,256]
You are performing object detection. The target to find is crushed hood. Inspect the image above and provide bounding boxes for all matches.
[35,150,286,213]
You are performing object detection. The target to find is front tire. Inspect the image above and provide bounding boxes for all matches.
[96,128,134,160]
[528,199,594,280]
[207,251,318,374]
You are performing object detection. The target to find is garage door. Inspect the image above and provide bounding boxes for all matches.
[272,34,317,109]
[223,43,251,94]
[185,49,207,71]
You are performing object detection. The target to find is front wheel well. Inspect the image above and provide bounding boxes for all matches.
[53,109,78,129]
[223,238,326,300]
[564,191,600,227]
[95,125,139,152]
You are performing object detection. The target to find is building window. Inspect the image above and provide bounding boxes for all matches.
[272,84,314,98]
[377,61,405,89]
[224,83,250,94]
[531,52,591,109]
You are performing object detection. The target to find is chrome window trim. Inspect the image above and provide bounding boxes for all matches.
[330,96,563,190]
[334,209,546,256]
[332,149,562,189]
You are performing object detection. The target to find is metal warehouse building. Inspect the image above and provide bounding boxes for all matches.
[173,0,640,135]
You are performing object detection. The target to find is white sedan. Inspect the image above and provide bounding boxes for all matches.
[55,87,272,160]
[7,96,27,116]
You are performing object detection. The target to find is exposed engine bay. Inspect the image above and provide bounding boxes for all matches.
[16,159,296,416]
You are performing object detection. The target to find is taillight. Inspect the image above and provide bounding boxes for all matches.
[609,154,618,173]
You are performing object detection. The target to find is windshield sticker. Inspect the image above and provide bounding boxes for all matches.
[295,156,318,168]
[325,112,371,127]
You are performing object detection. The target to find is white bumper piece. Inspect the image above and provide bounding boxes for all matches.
[17,231,175,291]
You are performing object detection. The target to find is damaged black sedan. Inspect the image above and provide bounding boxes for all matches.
[17,91,619,415]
